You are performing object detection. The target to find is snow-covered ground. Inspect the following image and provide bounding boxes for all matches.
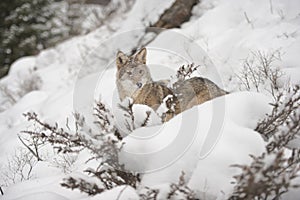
[1,0,300,199]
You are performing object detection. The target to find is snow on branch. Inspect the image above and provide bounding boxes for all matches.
[229,150,300,200]
[139,171,197,200]
[255,85,300,150]
[175,63,200,82]
[230,85,300,200]
[20,100,140,195]
[167,171,197,200]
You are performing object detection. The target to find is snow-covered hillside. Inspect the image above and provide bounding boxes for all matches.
[1,0,300,199]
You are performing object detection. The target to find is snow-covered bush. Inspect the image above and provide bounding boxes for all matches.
[21,101,140,195]
[118,98,155,132]
[166,171,197,200]
[229,149,300,200]
[139,171,198,200]
[139,187,160,200]
[19,98,203,198]
[174,63,201,82]
[255,85,300,147]
[230,85,300,200]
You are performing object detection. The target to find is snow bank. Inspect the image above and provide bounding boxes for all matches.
[83,186,139,200]
[180,0,300,90]
[119,92,271,197]
[12,192,68,200]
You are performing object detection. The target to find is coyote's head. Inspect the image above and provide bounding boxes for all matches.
[116,48,153,101]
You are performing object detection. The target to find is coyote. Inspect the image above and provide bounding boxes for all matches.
[116,48,227,121]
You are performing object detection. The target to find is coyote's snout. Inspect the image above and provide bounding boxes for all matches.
[116,48,228,121]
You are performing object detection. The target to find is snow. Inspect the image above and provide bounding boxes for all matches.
[1,0,300,199]
[8,57,36,75]
[83,186,139,200]
[116,101,162,135]
[179,0,300,91]
[119,92,269,197]
[12,192,69,200]
[2,176,84,200]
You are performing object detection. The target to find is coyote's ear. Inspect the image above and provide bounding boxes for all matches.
[134,47,147,64]
[116,51,129,70]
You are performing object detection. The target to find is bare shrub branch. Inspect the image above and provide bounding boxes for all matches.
[52,154,78,174]
[0,148,37,186]
[18,135,44,161]
[141,111,151,127]
[118,98,135,131]
[243,11,254,29]
[236,50,284,98]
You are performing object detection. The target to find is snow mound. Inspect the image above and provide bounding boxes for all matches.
[120,92,271,197]
[13,192,68,200]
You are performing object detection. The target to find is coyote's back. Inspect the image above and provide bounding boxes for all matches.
[174,77,228,112]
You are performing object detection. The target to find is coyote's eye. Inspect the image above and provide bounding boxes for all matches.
[127,71,132,75]
[139,70,143,74]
